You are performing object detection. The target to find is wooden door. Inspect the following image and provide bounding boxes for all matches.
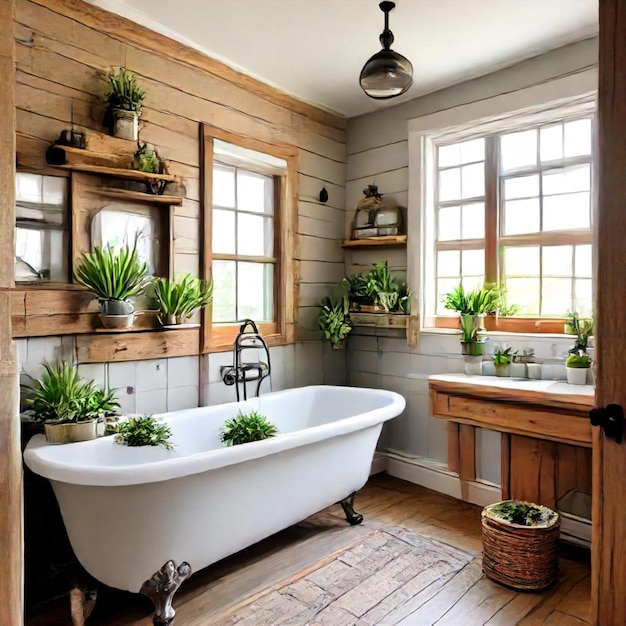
[594,2,626,624]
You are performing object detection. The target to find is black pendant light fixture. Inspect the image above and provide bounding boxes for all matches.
[359,1,413,100]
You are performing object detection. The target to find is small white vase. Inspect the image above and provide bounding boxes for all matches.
[463,355,482,376]
[112,109,139,141]
[566,366,589,385]
[494,364,511,377]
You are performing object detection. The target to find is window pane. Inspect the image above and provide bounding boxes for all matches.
[212,260,237,323]
[575,244,592,278]
[503,174,539,200]
[237,262,273,321]
[462,249,484,277]
[460,138,485,163]
[16,172,42,203]
[437,250,460,277]
[564,118,592,157]
[503,198,540,235]
[575,278,593,317]
[543,192,590,231]
[42,175,66,206]
[504,246,540,276]
[461,163,484,199]
[15,228,66,283]
[461,203,484,239]
[238,214,274,257]
[438,143,461,168]
[437,206,461,241]
[505,278,540,315]
[542,165,590,195]
[212,209,235,254]
[213,164,236,208]
[542,245,573,276]
[540,124,563,162]
[437,278,461,314]
[237,170,273,214]
[439,168,461,201]
[542,278,572,316]
[501,129,537,171]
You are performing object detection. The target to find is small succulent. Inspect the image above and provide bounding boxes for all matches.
[492,345,516,366]
[110,415,173,450]
[220,411,277,446]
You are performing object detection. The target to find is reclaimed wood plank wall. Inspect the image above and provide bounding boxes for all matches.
[14,0,347,346]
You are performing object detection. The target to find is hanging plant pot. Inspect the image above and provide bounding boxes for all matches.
[44,419,105,444]
[111,108,139,141]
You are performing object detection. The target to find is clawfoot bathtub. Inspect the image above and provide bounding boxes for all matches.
[24,385,405,624]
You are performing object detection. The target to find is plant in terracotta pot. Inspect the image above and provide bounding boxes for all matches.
[318,294,352,349]
[152,274,213,326]
[104,67,146,141]
[27,361,120,444]
[492,345,516,377]
[565,350,591,385]
[74,239,149,329]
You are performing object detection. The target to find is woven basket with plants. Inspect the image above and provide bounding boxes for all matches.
[481,500,560,591]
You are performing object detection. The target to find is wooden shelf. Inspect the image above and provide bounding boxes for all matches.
[53,162,179,182]
[342,235,407,248]
[94,187,183,205]
[94,322,199,333]
[350,311,409,328]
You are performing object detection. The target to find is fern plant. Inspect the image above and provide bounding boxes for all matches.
[318,295,352,348]
[152,274,213,325]
[220,411,277,446]
[74,241,149,304]
[28,361,120,424]
[111,415,173,450]
[105,68,145,113]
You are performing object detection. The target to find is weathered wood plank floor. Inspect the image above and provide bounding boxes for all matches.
[26,474,591,625]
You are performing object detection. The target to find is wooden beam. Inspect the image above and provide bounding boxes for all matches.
[0,1,23,623]
[594,2,626,623]
[447,422,460,474]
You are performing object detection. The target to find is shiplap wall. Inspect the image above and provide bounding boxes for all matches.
[13,0,349,402]
[345,37,599,483]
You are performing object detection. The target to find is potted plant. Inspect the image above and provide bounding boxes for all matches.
[565,311,594,352]
[109,415,174,449]
[104,67,146,141]
[342,273,373,309]
[566,350,591,385]
[318,294,352,349]
[74,240,149,329]
[493,345,516,377]
[27,361,120,444]
[220,411,277,446]
[152,274,213,326]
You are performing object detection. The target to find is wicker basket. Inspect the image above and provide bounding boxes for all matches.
[481,500,560,591]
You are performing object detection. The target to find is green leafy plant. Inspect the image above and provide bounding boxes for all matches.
[105,68,145,113]
[492,345,516,366]
[342,273,371,304]
[131,142,164,174]
[460,313,481,343]
[443,283,501,315]
[111,415,173,449]
[344,263,410,313]
[488,501,557,527]
[566,350,591,368]
[220,411,277,446]
[566,311,594,353]
[318,294,352,348]
[28,361,120,424]
[74,240,149,303]
[153,274,213,325]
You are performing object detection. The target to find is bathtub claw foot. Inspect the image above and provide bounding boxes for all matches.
[339,492,363,525]
[140,560,192,625]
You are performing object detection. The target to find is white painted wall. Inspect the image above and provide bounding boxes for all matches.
[344,38,599,495]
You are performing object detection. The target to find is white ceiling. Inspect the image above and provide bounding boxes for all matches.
[88,0,598,118]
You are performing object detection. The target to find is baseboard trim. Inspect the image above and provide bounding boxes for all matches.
[370,452,388,476]
[384,453,502,508]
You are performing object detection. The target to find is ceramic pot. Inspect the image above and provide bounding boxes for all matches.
[566,367,589,385]
[112,109,139,141]
[99,313,135,329]
[44,419,104,444]
[100,299,134,315]
[494,364,511,377]
[461,341,484,356]
[463,355,482,376]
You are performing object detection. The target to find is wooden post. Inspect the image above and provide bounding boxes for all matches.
[0,1,23,624]
[594,2,626,624]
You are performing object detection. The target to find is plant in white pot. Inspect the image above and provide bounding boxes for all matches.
[493,345,516,377]
[104,67,145,141]
[27,361,120,444]
[565,350,591,385]
[152,274,213,326]
[74,240,149,329]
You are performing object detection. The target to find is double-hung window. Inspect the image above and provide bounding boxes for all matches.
[202,126,296,350]
[430,110,594,329]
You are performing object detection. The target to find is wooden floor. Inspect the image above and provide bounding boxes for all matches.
[26,474,591,626]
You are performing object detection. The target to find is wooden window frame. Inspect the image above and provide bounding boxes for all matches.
[201,124,297,352]
[430,114,593,334]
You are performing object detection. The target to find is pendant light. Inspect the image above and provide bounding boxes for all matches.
[359,1,413,100]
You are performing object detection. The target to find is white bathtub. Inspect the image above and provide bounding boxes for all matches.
[24,385,405,595]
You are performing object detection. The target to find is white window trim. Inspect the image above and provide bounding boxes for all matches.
[407,68,598,329]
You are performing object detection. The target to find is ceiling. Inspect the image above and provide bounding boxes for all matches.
[87,0,598,118]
